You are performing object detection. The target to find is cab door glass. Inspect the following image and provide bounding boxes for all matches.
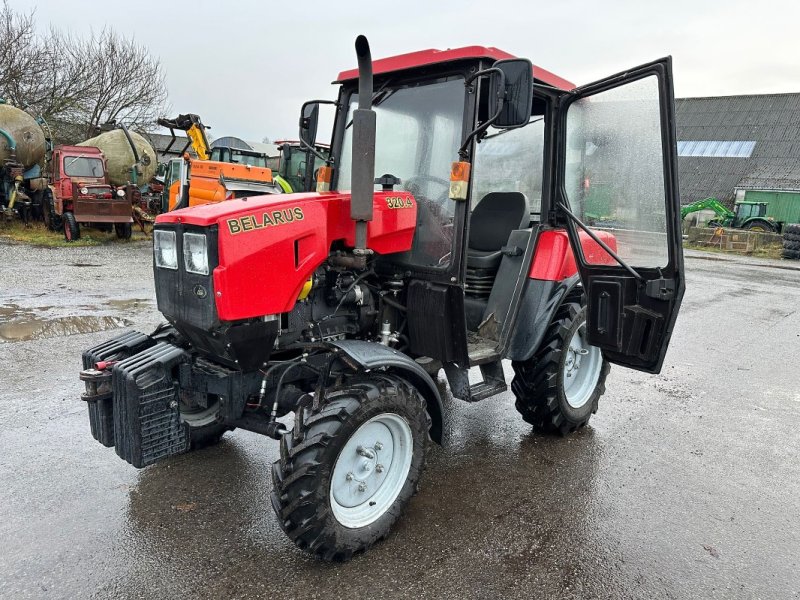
[564,75,668,268]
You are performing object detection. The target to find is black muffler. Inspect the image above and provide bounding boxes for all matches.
[350,35,376,260]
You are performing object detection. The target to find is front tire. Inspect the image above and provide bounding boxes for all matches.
[271,374,430,561]
[512,302,609,435]
[63,211,80,242]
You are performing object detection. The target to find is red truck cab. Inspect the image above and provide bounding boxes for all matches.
[49,145,133,241]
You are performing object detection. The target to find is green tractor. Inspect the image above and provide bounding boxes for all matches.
[681,197,777,232]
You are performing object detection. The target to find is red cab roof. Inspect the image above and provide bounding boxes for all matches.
[335,46,574,91]
[57,145,103,155]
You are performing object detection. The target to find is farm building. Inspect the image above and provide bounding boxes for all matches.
[676,93,800,206]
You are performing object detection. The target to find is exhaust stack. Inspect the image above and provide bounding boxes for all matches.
[350,35,376,257]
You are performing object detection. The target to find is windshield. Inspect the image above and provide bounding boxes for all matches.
[64,156,104,178]
[338,77,465,268]
[210,147,268,168]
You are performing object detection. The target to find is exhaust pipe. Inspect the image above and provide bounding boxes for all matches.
[350,35,376,258]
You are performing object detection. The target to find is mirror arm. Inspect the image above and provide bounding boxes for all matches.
[556,201,646,282]
[458,67,506,160]
[298,137,331,164]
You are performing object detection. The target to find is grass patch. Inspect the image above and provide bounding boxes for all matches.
[0,220,149,247]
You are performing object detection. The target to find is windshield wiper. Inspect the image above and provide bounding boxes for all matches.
[345,80,396,129]
[65,154,87,167]
[481,117,544,141]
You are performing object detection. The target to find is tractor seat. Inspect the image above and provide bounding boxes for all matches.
[467,192,530,271]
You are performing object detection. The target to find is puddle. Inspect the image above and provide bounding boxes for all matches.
[106,299,152,311]
[0,315,131,342]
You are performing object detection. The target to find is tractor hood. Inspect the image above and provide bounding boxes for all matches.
[154,191,417,320]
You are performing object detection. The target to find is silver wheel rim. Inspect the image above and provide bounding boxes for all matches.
[330,413,413,529]
[562,321,603,409]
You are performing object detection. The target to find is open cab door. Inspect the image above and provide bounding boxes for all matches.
[556,58,685,374]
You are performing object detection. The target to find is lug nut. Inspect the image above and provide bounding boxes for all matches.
[375,464,384,473]
[358,483,367,492]
[346,472,354,481]
[374,441,383,451]
[356,445,376,459]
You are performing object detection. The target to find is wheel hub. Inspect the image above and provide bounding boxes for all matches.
[562,321,603,409]
[330,413,413,528]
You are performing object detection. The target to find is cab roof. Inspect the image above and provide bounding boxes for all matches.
[335,46,574,91]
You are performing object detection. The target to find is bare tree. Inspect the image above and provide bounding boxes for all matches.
[0,2,168,143]
[80,29,168,138]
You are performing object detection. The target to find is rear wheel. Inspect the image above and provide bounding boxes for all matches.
[512,302,610,435]
[42,192,62,232]
[115,222,132,239]
[271,374,430,560]
[63,211,80,242]
[745,220,774,233]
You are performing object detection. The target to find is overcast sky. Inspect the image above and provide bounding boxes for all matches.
[18,0,800,142]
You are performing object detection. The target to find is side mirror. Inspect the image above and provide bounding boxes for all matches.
[299,102,319,148]
[490,58,534,129]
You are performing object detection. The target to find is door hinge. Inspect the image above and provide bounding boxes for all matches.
[645,278,675,300]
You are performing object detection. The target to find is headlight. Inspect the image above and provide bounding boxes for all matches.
[79,187,88,195]
[154,230,178,270]
[183,232,209,275]
[117,189,125,197]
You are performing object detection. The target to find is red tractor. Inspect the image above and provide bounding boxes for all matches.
[80,36,685,559]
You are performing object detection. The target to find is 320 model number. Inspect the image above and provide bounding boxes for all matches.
[385,196,414,209]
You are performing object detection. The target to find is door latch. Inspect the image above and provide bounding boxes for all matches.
[645,278,675,300]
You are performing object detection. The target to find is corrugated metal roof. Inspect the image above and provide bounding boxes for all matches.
[677,93,800,204]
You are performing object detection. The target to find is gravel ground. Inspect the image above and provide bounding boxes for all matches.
[0,240,798,599]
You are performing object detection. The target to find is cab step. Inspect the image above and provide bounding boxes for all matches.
[443,360,507,402]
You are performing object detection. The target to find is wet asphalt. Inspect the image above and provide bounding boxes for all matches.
[0,238,798,599]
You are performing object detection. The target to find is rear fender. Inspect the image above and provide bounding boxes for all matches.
[504,274,581,362]
[329,340,444,444]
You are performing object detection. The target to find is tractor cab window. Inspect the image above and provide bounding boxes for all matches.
[471,117,545,221]
[338,77,465,268]
[735,202,764,220]
[63,156,104,178]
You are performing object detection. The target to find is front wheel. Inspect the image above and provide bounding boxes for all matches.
[512,302,610,435]
[271,374,430,561]
[63,211,80,242]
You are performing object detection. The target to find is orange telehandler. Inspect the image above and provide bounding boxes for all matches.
[156,113,281,211]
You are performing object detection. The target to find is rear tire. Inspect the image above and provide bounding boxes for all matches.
[271,374,430,561]
[115,222,132,239]
[745,220,774,233]
[512,302,610,435]
[63,211,79,242]
[42,192,62,232]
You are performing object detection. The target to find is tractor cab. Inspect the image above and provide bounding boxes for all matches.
[732,201,768,226]
[301,44,684,375]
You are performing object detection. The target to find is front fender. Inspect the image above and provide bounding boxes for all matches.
[329,340,444,444]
